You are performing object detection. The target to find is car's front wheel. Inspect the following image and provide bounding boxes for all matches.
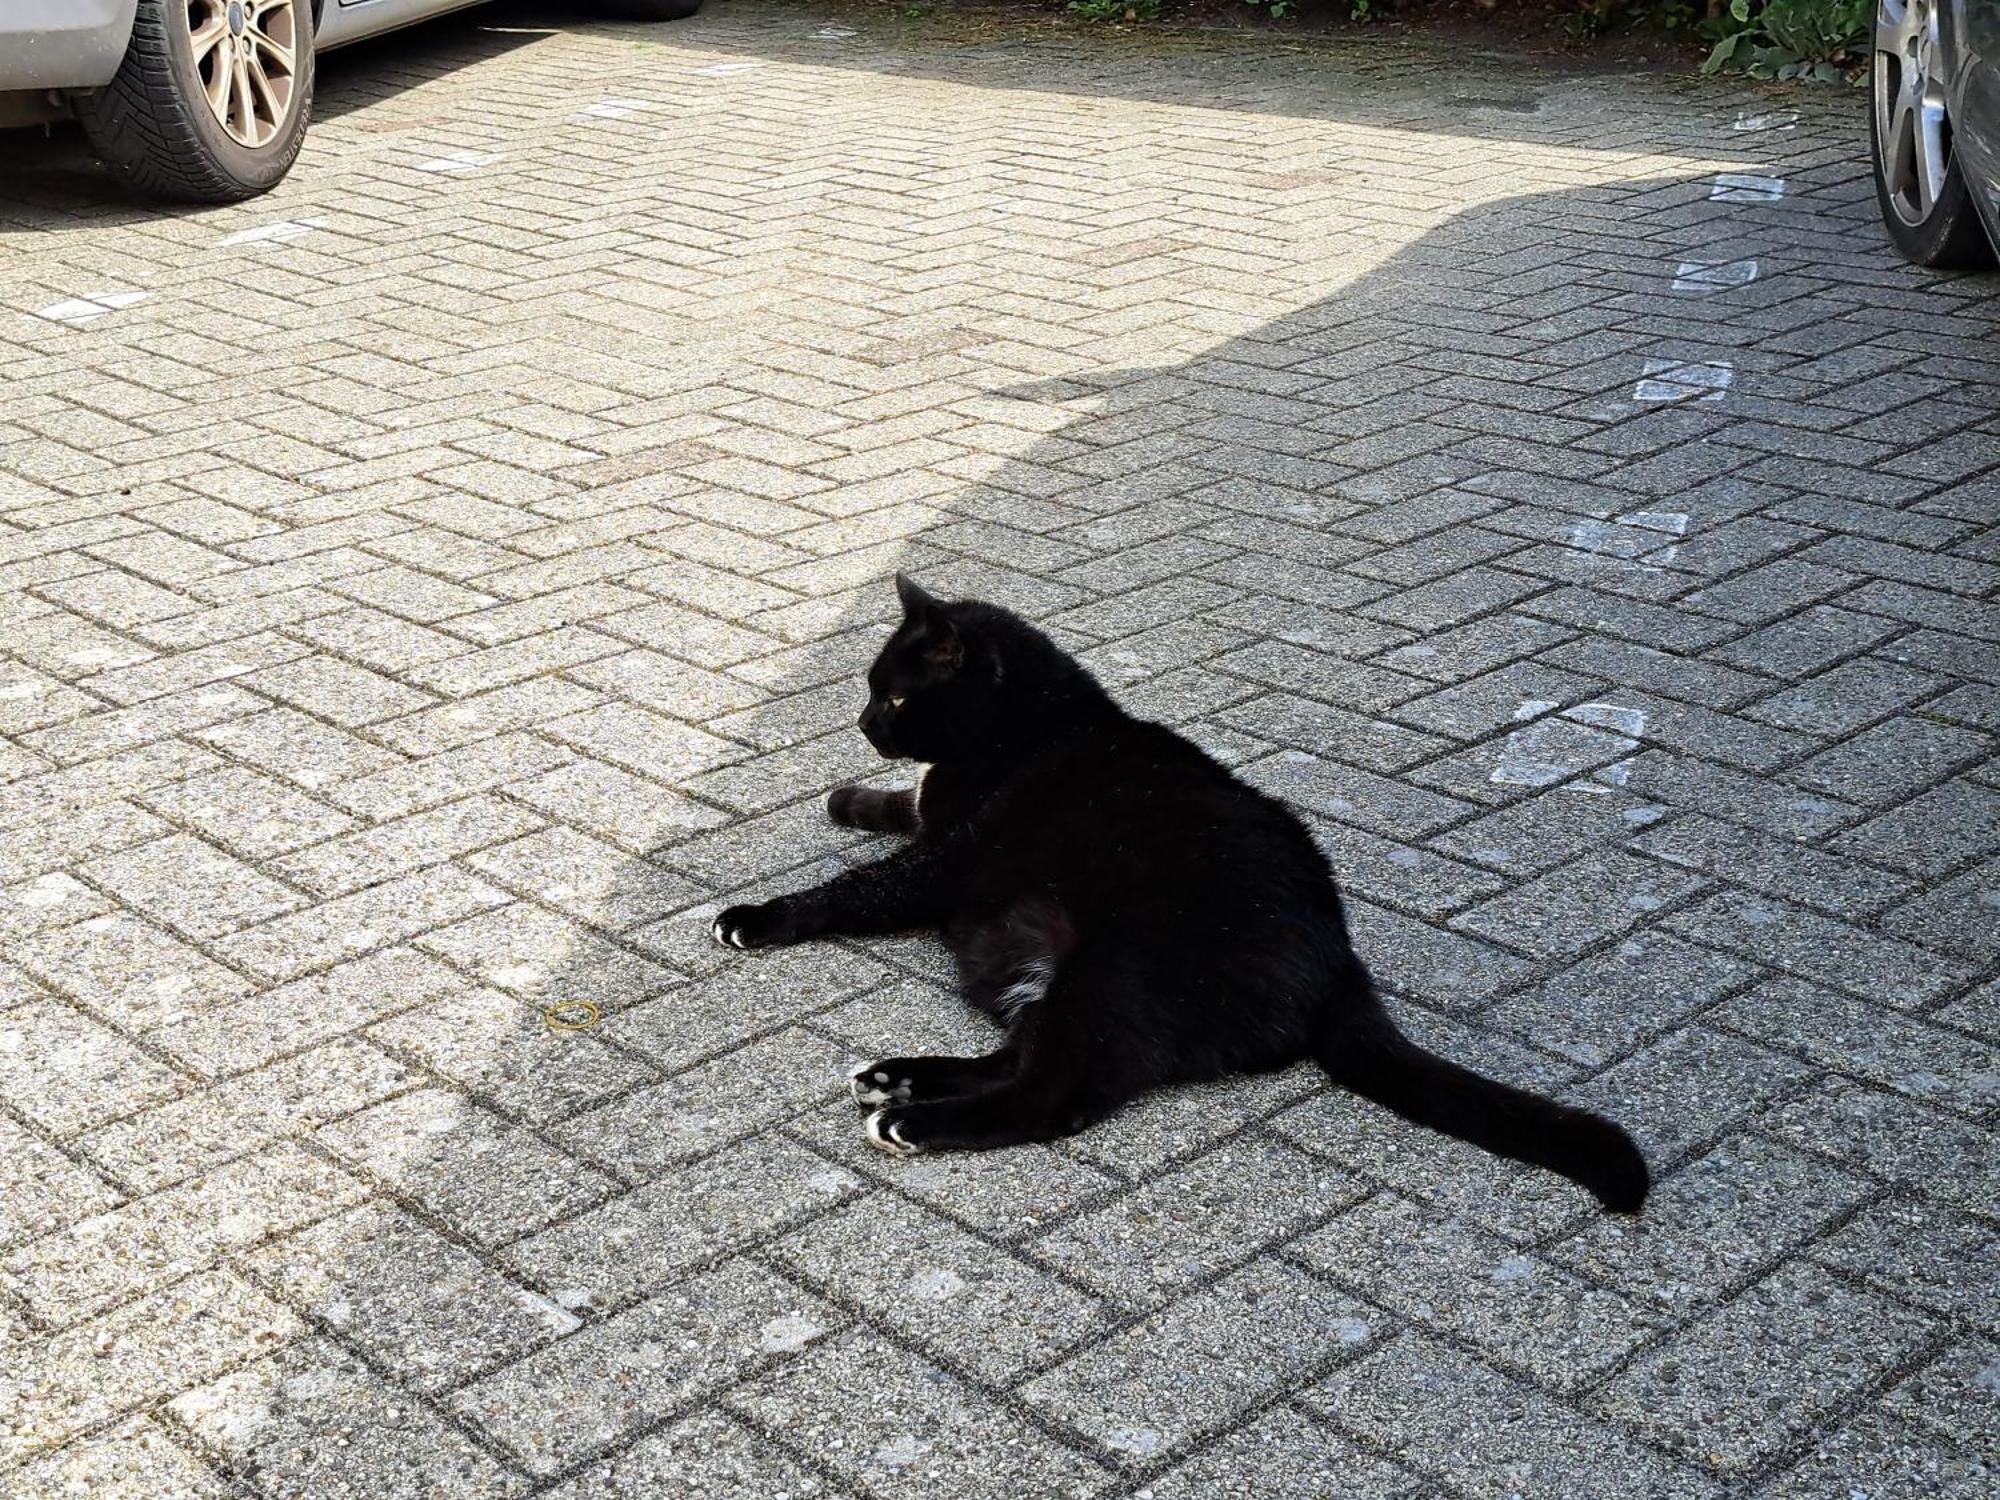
[73,0,314,204]
[1870,0,1995,267]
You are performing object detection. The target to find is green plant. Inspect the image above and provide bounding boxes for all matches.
[1067,0,1162,18]
[1241,0,1297,18]
[1700,0,1869,81]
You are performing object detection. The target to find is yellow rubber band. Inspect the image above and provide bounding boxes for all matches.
[542,1000,603,1032]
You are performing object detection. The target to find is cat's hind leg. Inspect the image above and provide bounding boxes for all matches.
[849,1047,1018,1108]
[862,949,1144,1154]
[827,786,918,834]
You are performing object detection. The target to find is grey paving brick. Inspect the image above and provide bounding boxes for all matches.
[1,1269,301,1467]
[0,1116,120,1252]
[1883,1340,2000,1451]
[1303,1331,1722,1500]
[504,1133,862,1316]
[556,1028,850,1180]
[246,1200,579,1392]
[1742,655,1950,736]
[268,794,545,898]
[163,946,465,1076]
[1291,1194,1661,1391]
[1810,1199,2000,1336]
[1620,750,1860,839]
[1785,715,1992,806]
[216,865,512,982]
[1021,1258,1379,1466]
[1141,1405,1423,1500]
[1635,812,1917,921]
[1452,849,1708,960]
[1593,1261,1937,1475]
[1757,1408,1995,1499]
[369,988,657,1124]
[775,1194,1111,1382]
[79,1037,413,1193]
[1036,1134,1360,1311]
[1247,751,1480,842]
[137,766,360,860]
[1664,892,1965,1007]
[0,996,185,1136]
[171,1337,526,1499]
[453,1258,842,1477]
[536,1411,841,1500]
[1881,858,2000,961]
[730,1330,1107,1499]
[1710,977,1996,1109]
[317,1088,615,1247]
[83,831,304,939]
[2,1140,364,1326]
[6,1416,229,1500]
[1553,1134,1872,1309]
[1828,777,2000,876]
[1485,932,1759,1066]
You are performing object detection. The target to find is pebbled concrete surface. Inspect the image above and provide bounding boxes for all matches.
[1,2,1996,1495]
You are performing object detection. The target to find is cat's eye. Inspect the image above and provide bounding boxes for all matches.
[886,696,906,710]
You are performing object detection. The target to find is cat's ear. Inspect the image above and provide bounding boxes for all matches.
[894,572,935,616]
[922,609,964,673]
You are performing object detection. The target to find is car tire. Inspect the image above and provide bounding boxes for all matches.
[593,0,706,19]
[1869,0,1996,268]
[73,0,314,204]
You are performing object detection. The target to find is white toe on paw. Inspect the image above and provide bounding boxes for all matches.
[850,1068,908,1106]
[864,1110,918,1157]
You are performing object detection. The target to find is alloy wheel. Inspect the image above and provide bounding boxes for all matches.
[186,0,300,149]
[1873,0,1954,226]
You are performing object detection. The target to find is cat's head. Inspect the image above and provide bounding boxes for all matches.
[857,573,974,761]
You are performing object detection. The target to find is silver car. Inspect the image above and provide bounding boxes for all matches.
[1871,0,2000,265]
[0,0,704,203]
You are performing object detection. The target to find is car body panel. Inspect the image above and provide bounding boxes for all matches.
[315,0,500,50]
[1958,0,2000,249]
[0,0,140,91]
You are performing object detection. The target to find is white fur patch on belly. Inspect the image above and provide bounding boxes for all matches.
[995,955,1055,1019]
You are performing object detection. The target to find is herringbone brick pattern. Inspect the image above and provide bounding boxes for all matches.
[2,3,1995,1495]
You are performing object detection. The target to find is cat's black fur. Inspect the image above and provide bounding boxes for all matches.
[713,574,1650,1213]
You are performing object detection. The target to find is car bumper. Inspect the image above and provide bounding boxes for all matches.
[0,0,138,92]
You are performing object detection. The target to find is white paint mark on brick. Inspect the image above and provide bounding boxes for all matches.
[1566,702,1649,737]
[1619,511,1691,535]
[1732,109,1799,132]
[513,1288,585,1336]
[759,1312,824,1353]
[1633,359,1733,403]
[813,24,857,38]
[1709,172,1785,201]
[907,1267,966,1302]
[32,291,150,326]
[1491,702,1645,787]
[1104,1428,1165,1459]
[1513,698,1560,722]
[1564,519,1658,559]
[218,218,327,246]
[580,98,658,120]
[414,149,500,173]
[1672,258,1759,291]
[695,61,761,76]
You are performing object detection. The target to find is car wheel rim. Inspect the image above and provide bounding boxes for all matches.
[186,0,299,149]
[1874,0,1953,226]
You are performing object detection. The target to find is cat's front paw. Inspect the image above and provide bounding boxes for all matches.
[850,1063,914,1108]
[864,1107,922,1157]
[710,901,792,950]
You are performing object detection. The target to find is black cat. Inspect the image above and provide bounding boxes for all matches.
[713,574,1649,1213]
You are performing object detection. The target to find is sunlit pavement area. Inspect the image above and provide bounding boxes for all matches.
[2,1,1997,1494]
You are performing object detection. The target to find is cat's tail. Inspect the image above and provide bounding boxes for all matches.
[1314,993,1649,1214]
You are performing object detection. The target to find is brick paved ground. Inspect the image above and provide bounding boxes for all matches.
[3,2,1997,1495]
